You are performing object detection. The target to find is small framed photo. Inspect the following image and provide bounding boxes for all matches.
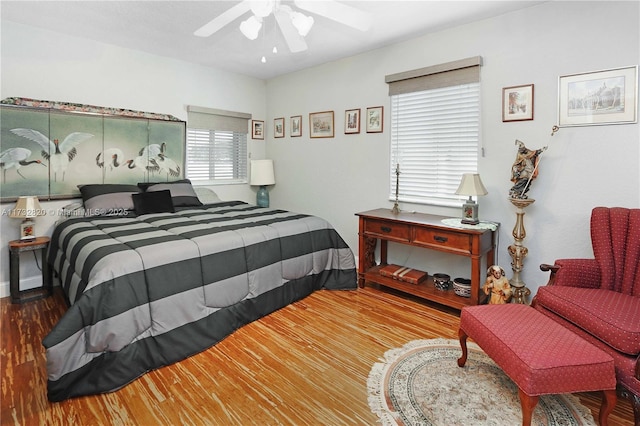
[309,111,334,138]
[290,115,302,137]
[252,120,264,140]
[558,65,638,127]
[502,84,534,122]
[366,106,383,133]
[274,117,284,138]
[344,108,360,134]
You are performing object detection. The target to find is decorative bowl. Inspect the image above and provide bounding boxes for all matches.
[433,273,451,291]
[453,277,472,297]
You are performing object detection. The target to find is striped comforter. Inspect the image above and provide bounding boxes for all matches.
[43,201,357,401]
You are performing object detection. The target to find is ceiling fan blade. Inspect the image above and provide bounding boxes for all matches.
[194,1,252,37]
[275,8,308,53]
[294,0,372,32]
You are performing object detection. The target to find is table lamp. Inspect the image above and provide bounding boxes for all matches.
[250,159,275,207]
[9,196,45,240]
[455,173,488,225]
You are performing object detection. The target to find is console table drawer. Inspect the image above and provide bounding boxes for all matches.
[413,228,472,253]
[363,219,410,242]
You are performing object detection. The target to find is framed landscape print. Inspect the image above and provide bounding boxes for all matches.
[502,84,534,122]
[558,65,638,127]
[345,108,360,134]
[366,106,383,133]
[290,115,302,137]
[252,120,264,139]
[274,117,284,138]
[309,111,334,138]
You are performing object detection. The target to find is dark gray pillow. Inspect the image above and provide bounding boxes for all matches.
[78,184,141,216]
[132,190,175,215]
[138,179,202,207]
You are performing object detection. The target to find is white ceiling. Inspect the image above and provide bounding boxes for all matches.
[1,1,545,80]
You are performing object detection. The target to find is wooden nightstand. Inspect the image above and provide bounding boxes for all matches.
[9,236,52,304]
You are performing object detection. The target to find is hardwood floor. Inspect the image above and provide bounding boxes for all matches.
[1,286,635,425]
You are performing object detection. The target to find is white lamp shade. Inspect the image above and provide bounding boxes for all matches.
[455,173,488,196]
[239,15,262,40]
[291,11,314,36]
[250,159,275,186]
[9,196,45,219]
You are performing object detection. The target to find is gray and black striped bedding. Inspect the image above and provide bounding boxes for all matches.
[43,201,357,401]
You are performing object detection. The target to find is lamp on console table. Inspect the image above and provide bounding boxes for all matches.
[250,159,275,208]
[455,173,488,225]
[9,196,45,241]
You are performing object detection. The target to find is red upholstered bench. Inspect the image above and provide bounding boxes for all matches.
[458,304,617,426]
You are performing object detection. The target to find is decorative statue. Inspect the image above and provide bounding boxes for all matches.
[483,265,512,304]
[509,140,547,199]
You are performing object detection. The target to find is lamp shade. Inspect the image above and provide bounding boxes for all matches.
[239,15,262,40]
[9,196,45,219]
[455,173,488,196]
[250,159,275,186]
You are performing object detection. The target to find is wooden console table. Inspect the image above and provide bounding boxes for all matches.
[356,209,497,309]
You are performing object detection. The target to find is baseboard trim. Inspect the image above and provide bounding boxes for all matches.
[0,276,44,300]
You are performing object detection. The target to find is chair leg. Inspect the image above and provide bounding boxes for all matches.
[518,388,538,426]
[457,328,468,367]
[599,389,616,426]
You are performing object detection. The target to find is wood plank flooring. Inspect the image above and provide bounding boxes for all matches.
[1,286,635,425]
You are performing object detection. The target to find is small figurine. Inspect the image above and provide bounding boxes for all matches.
[483,265,512,304]
[509,140,547,199]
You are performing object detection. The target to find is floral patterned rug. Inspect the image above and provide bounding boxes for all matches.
[367,338,596,426]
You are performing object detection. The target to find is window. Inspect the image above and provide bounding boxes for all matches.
[185,106,250,184]
[386,57,482,207]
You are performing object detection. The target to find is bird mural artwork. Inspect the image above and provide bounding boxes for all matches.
[96,148,125,171]
[126,142,180,179]
[0,147,47,182]
[10,128,94,181]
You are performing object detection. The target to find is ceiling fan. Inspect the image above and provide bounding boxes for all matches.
[194,0,372,53]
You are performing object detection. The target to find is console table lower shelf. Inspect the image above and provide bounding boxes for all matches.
[363,266,485,310]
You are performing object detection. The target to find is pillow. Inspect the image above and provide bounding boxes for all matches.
[132,190,175,215]
[78,184,141,216]
[138,179,202,207]
[194,186,222,204]
[61,202,86,217]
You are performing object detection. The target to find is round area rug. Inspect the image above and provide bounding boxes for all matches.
[367,338,596,426]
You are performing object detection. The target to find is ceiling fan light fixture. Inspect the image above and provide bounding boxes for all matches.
[290,11,314,37]
[250,0,275,18]
[239,15,262,40]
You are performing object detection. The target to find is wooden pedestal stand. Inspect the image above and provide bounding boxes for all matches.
[508,198,535,304]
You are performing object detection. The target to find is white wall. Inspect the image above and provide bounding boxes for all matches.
[0,21,268,296]
[1,1,639,302]
[265,1,640,297]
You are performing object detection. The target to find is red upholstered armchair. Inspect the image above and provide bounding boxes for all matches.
[532,207,640,424]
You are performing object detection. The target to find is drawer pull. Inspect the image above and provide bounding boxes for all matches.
[434,235,448,243]
[381,226,392,233]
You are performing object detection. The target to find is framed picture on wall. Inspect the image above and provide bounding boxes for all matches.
[558,65,638,127]
[502,84,534,122]
[309,111,334,138]
[366,106,383,133]
[251,120,264,139]
[290,115,302,137]
[274,117,284,138]
[344,108,360,134]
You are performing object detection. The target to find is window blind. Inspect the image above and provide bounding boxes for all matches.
[387,57,481,207]
[186,106,250,184]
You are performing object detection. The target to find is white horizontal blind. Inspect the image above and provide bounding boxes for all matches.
[390,82,480,206]
[186,129,247,183]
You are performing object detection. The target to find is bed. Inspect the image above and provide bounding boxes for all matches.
[43,182,357,401]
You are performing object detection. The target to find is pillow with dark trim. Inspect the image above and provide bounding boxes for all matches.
[138,179,203,207]
[132,190,175,215]
[78,184,141,216]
